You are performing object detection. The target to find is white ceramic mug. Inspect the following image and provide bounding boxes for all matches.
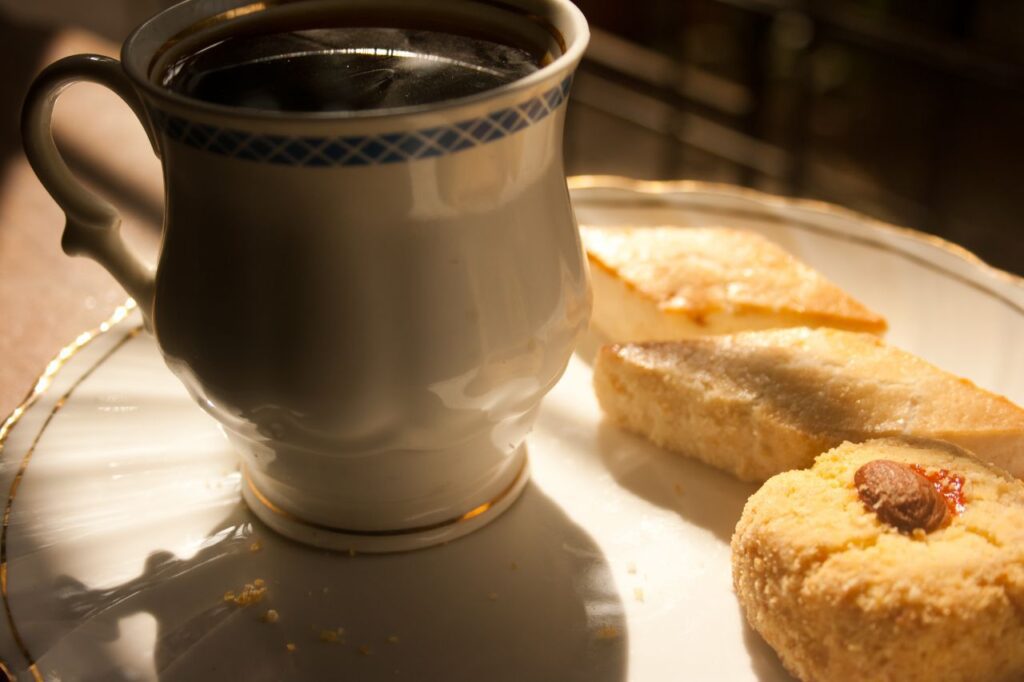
[23,0,590,552]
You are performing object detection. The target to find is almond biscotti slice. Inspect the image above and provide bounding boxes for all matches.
[582,226,887,341]
[593,327,1024,482]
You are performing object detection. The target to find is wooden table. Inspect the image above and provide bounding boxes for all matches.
[1,28,162,419]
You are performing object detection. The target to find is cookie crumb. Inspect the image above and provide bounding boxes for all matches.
[387,635,400,644]
[236,582,267,606]
[286,643,296,653]
[320,629,340,643]
[595,626,620,640]
[249,541,262,552]
[223,580,267,606]
[262,609,279,623]
[358,645,372,656]
[634,587,645,603]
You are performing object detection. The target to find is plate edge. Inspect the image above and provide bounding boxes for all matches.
[0,300,137,680]
[567,175,1024,293]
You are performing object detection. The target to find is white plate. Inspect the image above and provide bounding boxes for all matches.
[1,177,1022,682]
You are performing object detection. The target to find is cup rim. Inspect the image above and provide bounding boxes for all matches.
[122,0,589,122]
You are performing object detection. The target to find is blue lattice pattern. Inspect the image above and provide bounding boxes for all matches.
[152,76,573,166]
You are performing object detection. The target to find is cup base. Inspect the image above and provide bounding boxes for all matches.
[240,450,531,553]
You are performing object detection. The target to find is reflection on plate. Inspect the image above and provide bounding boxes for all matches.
[1,177,1021,681]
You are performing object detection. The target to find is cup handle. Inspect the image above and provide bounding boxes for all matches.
[22,54,161,326]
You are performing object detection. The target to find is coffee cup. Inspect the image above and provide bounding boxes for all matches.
[22,0,590,552]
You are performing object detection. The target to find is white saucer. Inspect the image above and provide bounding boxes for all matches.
[1,177,1021,681]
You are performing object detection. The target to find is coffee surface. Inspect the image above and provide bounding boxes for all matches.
[162,27,540,112]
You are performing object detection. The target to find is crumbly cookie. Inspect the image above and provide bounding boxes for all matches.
[582,225,886,341]
[592,327,1024,481]
[732,438,1024,682]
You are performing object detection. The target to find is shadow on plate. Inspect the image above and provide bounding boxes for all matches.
[590,419,796,681]
[30,481,627,682]
[594,420,757,544]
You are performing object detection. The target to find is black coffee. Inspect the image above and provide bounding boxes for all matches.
[161,27,540,112]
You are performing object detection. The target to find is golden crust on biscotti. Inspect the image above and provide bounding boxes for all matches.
[581,225,887,341]
[592,327,1024,481]
[731,438,1024,682]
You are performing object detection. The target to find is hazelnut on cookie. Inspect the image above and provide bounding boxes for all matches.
[732,438,1024,682]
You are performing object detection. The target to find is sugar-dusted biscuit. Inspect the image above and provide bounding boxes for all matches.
[732,438,1024,682]
[582,226,886,341]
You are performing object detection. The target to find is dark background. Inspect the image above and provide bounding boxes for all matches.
[2,0,1023,278]
[567,0,1024,276]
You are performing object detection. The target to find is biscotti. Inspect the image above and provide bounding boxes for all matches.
[593,327,1024,481]
[582,225,887,341]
